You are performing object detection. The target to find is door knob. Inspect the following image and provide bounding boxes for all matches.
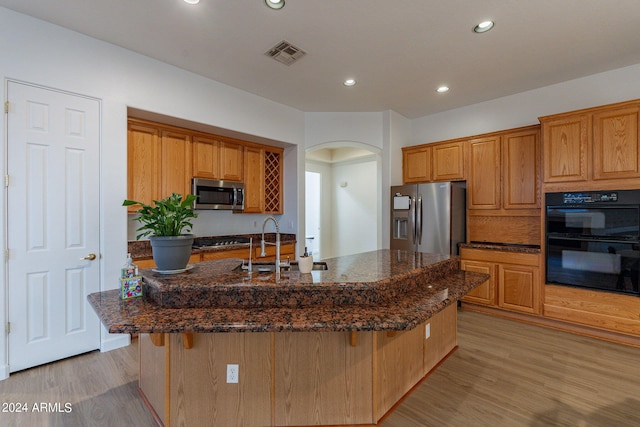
[81,253,97,261]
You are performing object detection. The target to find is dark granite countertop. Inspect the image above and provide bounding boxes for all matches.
[460,242,541,254]
[128,233,297,260]
[88,249,489,334]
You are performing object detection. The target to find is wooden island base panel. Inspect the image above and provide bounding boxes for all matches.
[88,250,489,427]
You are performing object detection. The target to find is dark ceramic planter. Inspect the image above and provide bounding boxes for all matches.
[150,234,195,271]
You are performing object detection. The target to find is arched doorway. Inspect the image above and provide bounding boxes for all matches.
[305,142,382,259]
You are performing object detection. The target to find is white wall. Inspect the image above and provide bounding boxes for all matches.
[0,7,304,374]
[331,159,379,257]
[305,161,333,258]
[305,112,385,149]
[305,156,378,259]
[304,112,390,254]
[410,63,640,145]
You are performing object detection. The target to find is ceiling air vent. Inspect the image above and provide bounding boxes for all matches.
[265,40,306,65]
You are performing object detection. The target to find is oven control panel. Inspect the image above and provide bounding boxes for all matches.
[563,192,618,204]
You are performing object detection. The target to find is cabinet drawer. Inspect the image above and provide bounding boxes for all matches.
[460,247,540,266]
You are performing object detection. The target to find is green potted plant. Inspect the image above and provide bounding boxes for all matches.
[123,193,198,271]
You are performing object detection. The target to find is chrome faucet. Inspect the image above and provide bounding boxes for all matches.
[261,216,281,279]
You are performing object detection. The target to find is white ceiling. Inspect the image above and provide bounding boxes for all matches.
[2,0,640,119]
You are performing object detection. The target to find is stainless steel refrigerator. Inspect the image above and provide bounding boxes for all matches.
[390,182,466,255]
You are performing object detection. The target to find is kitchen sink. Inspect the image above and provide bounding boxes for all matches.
[233,261,328,273]
[287,261,328,272]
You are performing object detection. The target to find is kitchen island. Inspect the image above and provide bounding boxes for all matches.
[89,249,488,427]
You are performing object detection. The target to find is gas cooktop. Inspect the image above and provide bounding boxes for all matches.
[193,237,251,249]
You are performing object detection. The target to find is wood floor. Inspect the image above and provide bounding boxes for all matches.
[1,310,638,427]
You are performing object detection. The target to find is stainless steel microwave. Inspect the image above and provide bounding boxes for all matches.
[192,178,244,211]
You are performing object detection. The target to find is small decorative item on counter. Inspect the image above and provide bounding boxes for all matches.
[120,276,143,299]
[121,253,138,278]
[298,246,313,274]
[120,253,142,299]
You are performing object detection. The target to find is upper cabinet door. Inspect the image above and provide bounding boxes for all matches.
[127,122,161,211]
[432,141,465,181]
[502,128,540,209]
[243,146,264,213]
[592,105,640,180]
[542,114,589,183]
[219,140,244,182]
[468,136,501,210]
[161,130,192,198]
[192,136,220,179]
[403,146,431,183]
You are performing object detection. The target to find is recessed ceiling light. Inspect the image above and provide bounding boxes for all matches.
[344,79,357,87]
[436,86,449,93]
[265,0,285,9]
[473,20,494,33]
[183,0,200,4]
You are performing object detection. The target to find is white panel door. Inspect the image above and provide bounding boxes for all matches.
[7,81,101,372]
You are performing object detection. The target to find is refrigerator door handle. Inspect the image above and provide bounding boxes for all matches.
[411,196,417,245]
[417,195,423,245]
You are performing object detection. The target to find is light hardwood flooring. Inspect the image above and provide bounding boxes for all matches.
[0,310,638,427]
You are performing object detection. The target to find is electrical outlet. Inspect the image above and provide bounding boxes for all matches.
[227,364,239,383]
[425,323,431,339]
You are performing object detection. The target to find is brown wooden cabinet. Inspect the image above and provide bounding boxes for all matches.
[254,242,295,262]
[192,135,220,179]
[498,263,540,315]
[502,128,541,209]
[127,121,192,212]
[243,146,265,213]
[136,242,296,267]
[161,129,192,198]
[402,140,465,184]
[402,146,431,183]
[540,100,640,184]
[468,135,501,210]
[136,253,201,269]
[263,148,284,214]
[138,304,458,427]
[460,259,496,306]
[127,122,161,212]
[432,141,465,181]
[219,140,244,181]
[468,126,540,211]
[129,118,284,214]
[592,104,640,180]
[243,146,284,214]
[541,114,589,183]
[460,247,540,315]
[544,284,640,337]
[192,136,243,182]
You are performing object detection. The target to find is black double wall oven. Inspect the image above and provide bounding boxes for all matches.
[546,190,640,297]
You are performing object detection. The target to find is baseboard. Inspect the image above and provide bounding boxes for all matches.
[100,333,131,352]
[0,364,9,381]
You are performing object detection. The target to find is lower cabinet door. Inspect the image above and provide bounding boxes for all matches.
[498,264,540,314]
[461,260,496,306]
